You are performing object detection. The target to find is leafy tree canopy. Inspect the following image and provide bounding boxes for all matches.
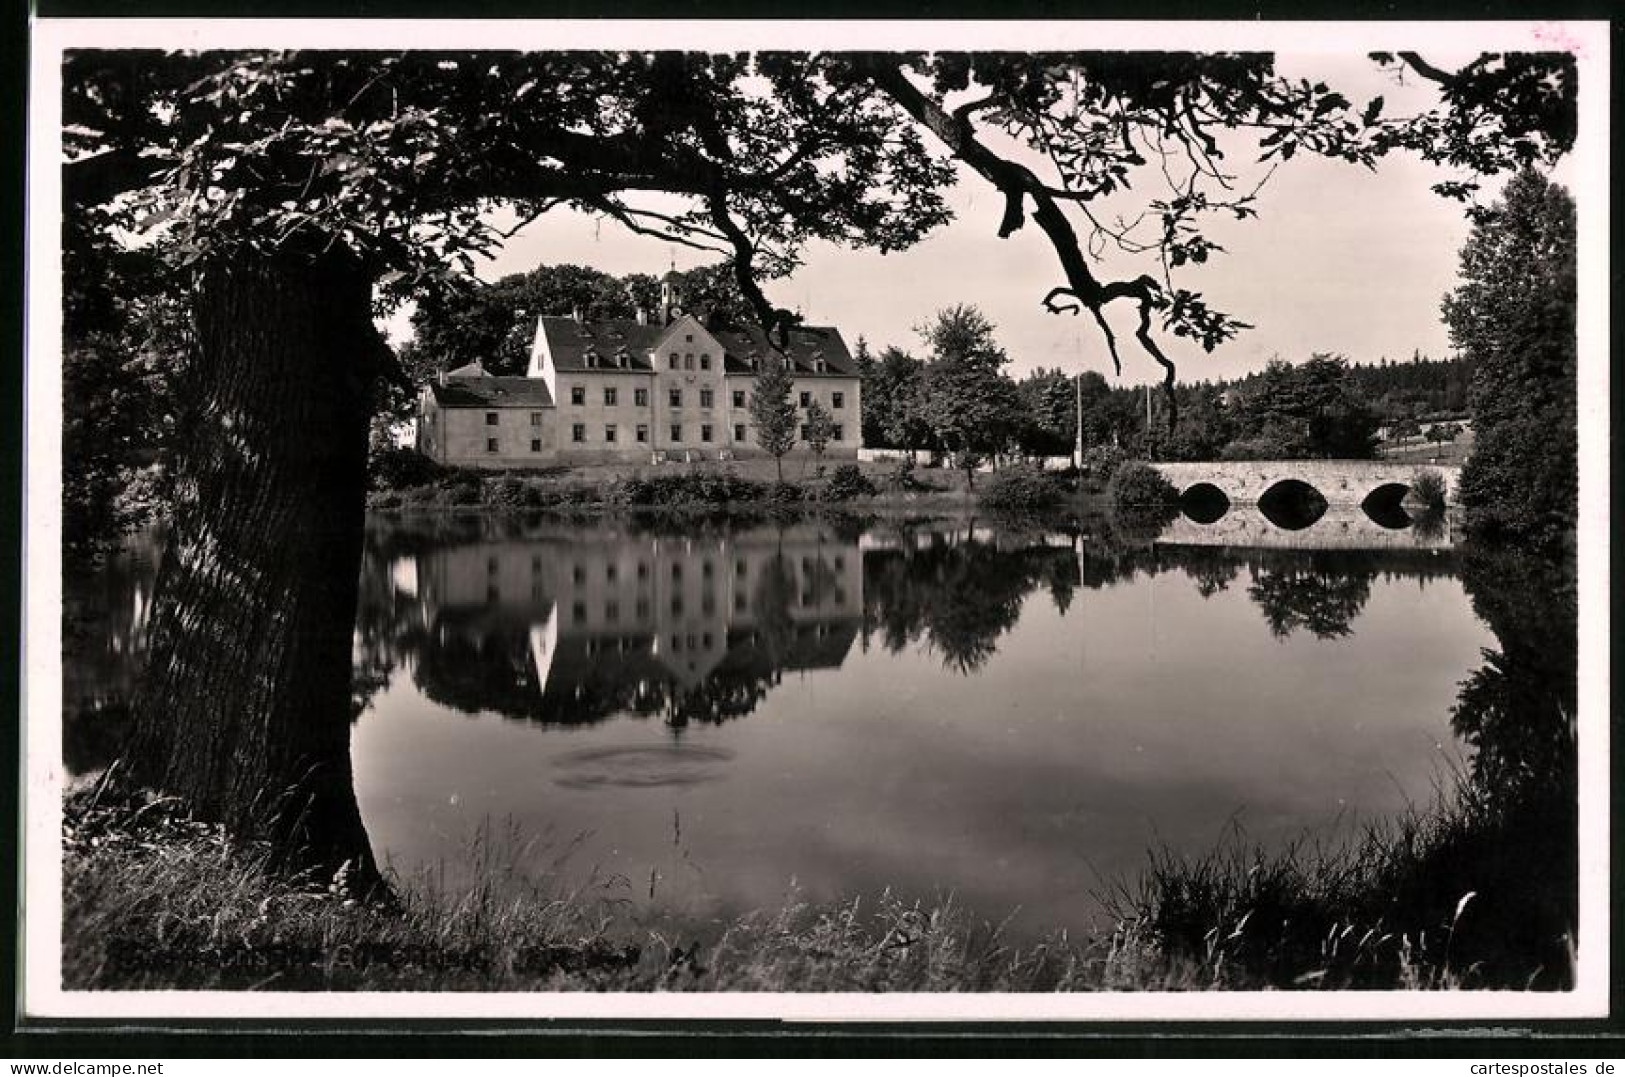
[67,49,1577,413]
[1445,169,1576,547]
[407,261,758,378]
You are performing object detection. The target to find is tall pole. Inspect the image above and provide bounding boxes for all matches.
[1074,370,1084,468]
[1144,383,1153,461]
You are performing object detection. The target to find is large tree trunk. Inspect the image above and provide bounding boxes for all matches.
[122,250,384,891]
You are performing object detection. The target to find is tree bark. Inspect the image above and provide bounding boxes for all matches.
[122,249,384,892]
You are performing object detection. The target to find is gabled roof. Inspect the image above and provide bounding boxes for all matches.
[430,376,555,408]
[538,316,857,377]
[537,318,662,373]
[710,324,857,376]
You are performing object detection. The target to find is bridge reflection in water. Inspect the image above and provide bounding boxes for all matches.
[1157,502,1456,551]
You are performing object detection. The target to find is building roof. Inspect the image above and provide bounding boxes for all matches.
[430,376,555,408]
[538,319,663,373]
[537,316,858,377]
[711,324,857,376]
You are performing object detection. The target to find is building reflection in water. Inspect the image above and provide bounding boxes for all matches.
[410,522,863,729]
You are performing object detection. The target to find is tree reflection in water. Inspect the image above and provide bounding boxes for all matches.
[860,526,1081,674]
[1435,545,1577,987]
[1244,552,1377,640]
[68,514,1491,751]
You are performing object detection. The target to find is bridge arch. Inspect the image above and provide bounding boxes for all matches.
[1178,482,1230,524]
[1149,460,1461,508]
[1360,483,1413,530]
[1257,479,1328,530]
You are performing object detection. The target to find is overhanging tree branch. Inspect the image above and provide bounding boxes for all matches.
[855,54,1184,418]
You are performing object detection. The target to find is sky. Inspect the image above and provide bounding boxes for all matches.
[385,50,1559,387]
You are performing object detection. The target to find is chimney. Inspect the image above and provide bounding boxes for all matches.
[635,306,650,326]
[570,303,584,323]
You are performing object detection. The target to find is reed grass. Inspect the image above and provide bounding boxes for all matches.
[62,772,1571,993]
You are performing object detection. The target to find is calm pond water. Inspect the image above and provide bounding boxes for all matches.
[67,505,1504,940]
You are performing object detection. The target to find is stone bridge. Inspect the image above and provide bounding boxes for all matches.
[1150,460,1462,507]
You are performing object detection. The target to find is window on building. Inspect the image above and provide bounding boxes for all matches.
[799,391,811,408]
[699,389,714,408]
[605,424,617,443]
[636,424,649,443]
[530,438,542,452]
[700,354,711,370]
[832,391,844,409]
[669,353,679,369]
[833,424,844,441]
[700,424,713,443]
[571,564,585,584]
[605,600,619,623]
[486,437,499,452]
[634,387,648,407]
[603,387,617,406]
[670,423,683,443]
[485,411,499,425]
[572,601,587,625]
[572,423,585,443]
[684,353,694,370]
[733,424,746,442]
[732,390,746,408]
[669,388,682,407]
[606,563,618,582]
[570,386,585,406]
[800,424,810,441]
[530,411,543,426]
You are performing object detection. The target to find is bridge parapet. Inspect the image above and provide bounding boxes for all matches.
[1150,460,1461,506]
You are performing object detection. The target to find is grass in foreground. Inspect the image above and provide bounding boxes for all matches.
[63,776,1572,992]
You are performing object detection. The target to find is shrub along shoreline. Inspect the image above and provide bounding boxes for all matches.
[365,448,1129,517]
[63,766,1571,992]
